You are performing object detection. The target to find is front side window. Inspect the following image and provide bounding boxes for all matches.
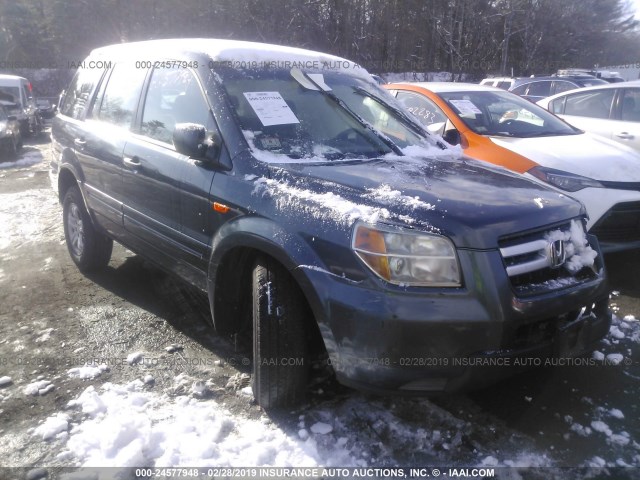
[141,67,211,144]
[564,90,615,119]
[620,88,640,122]
[96,63,147,128]
[395,91,447,126]
[549,97,566,115]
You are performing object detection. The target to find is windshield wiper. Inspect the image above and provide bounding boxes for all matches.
[291,68,403,156]
[518,130,580,138]
[353,86,449,151]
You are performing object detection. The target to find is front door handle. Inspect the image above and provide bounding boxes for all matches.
[74,138,86,148]
[123,156,141,168]
[615,132,634,140]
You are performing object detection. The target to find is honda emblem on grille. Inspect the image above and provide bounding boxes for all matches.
[548,239,567,269]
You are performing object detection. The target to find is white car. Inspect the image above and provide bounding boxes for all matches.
[537,80,640,153]
[386,82,640,252]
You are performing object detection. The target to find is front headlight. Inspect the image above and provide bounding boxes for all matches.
[528,166,603,192]
[352,222,461,286]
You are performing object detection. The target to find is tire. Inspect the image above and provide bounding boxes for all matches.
[63,186,113,272]
[252,256,308,409]
[8,136,18,158]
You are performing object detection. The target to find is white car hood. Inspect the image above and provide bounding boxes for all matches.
[490,133,640,182]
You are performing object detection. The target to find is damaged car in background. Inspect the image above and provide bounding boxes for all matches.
[51,39,610,408]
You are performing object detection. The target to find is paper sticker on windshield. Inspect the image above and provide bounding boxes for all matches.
[243,92,300,126]
[449,99,482,115]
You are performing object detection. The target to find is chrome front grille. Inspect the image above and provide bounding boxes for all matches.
[500,239,557,277]
[498,221,598,296]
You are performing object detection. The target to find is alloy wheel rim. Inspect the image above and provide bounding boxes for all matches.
[67,203,84,256]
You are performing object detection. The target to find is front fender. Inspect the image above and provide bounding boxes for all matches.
[209,215,324,302]
[207,215,346,351]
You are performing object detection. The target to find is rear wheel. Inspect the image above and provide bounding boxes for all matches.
[252,256,308,409]
[63,186,113,272]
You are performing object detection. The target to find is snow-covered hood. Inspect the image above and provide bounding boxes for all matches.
[490,133,640,182]
[263,154,584,249]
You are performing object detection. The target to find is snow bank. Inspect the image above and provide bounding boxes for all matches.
[52,381,362,468]
[0,150,43,170]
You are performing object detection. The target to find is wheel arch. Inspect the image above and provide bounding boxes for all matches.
[58,166,80,204]
[207,217,331,354]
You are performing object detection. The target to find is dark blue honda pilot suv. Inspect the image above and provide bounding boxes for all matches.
[51,39,610,408]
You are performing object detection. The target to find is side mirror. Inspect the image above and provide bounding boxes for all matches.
[441,118,461,146]
[173,123,208,158]
[442,128,460,146]
[427,121,446,136]
[173,123,221,162]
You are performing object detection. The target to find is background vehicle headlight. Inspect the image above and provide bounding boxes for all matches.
[528,166,603,192]
[352,223,461,286]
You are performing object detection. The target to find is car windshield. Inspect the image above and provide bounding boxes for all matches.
[216,67,436,160]
[439,90,581,138]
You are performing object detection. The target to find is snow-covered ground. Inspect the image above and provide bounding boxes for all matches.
[10,309,636,479]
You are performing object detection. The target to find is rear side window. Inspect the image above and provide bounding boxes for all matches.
[96,64,147,128]
[395,91,447,126]
[497,81,512,90]
[553,81,577,95]
[141,67,210,144]
[60,67,105,119]
[510,84,528,96]
[564,90,615,119]
[525,81,551,98]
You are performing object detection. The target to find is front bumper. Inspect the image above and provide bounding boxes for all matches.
[572,187,640,253]
[300,239,610,394]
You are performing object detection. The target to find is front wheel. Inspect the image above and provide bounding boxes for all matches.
[252,256,308,409]
[63,186,113,272]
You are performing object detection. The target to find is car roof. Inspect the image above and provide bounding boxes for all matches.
[89,38,370,78]
[0,74,28,83]
[541,79,640,102]
[512,75,608,86]
[389,82,502,93]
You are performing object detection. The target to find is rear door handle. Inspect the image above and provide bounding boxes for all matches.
[74,138,86,148]
[615,132,634,140]
[123,156,141,168]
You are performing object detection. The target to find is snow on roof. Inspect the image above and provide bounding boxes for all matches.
[90,38,369,78]
[0,74,28,82]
